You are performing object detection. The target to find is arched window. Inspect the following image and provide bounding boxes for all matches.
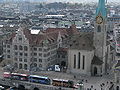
[24,64,27,70]
[19,63,22,69]
[19,45,23,50]
[24,46,28,51]
[97,25,101,32]
[14,63,18,68]
[14,45,18,50]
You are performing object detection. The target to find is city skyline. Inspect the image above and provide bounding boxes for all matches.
[2,0,120,3]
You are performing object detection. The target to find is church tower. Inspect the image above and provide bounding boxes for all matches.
[94,0,107,74]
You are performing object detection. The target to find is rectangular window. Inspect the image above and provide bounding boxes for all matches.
[58,55,60,58]
[14,57,18,61]
[19,37,22,41]
[39,53,42,56]
[19,53,23,56]
[74,55,76,69]
[19,58,22,62]
[24,53,28,56]
[34,48,37,51]
[34,53,37,56]
[34,58,37,62]
[62,55,65,58]
[3,49,6,53]
[15,52,18,56]
[82,55,85,70]
[44,54,47,57]
[39,59,42,62]
[78,52,80,69]
[39,48,42,51]
[7,50,10,53]
[24,59,27,62]
[3,45,6,47]
[7,55,10,58]
[7,45,10,48]
[24,46,28,51]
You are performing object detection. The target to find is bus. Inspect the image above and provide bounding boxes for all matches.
[11,73,29,81]
[28,75,51,85]
[52,79,74,88]
[3,72,11,79]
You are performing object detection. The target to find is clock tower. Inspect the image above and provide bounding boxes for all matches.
[94,0,107,74]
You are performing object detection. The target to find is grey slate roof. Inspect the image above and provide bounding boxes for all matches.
[69,32,95,51]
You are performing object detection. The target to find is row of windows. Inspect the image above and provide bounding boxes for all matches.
[74,53,85,70]
[15,63,28,70]
[4,49,10,53]
[33,58,42,62]
[14,58,28,62]
[31,53,42,56]
[15,52,28,56]
[31,53,50,57]
[32,48,43,51]
[31,63,42,68]
[32,47,51,52]
[4,45,10,48]
[14,45,28,51]
[14,57,42,63]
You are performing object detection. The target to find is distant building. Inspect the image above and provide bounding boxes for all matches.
[108,15,120,32]
[114,60,120,90]
[113,24,120,54]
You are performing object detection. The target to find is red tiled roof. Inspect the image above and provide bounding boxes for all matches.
[7,25,79,45]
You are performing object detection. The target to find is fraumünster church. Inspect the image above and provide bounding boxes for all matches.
[67,0,114,76]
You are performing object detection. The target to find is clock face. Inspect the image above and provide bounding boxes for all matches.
[96,16,103,24]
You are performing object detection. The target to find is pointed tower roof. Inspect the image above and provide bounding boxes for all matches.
[96,0,107,19]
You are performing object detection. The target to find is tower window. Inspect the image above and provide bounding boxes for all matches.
[97,25,101,32]
[82,55,85,70]
[74,54,76,69]
[78,52,81,69]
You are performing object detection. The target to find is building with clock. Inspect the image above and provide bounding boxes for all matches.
[67,0,114,76]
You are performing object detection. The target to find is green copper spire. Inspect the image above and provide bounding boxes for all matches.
[96,0,107,19]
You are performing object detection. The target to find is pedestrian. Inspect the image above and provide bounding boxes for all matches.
[86,80,88,83]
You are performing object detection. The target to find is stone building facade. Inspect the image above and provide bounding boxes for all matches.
[3,25,78,71]
[67,0,114,76]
